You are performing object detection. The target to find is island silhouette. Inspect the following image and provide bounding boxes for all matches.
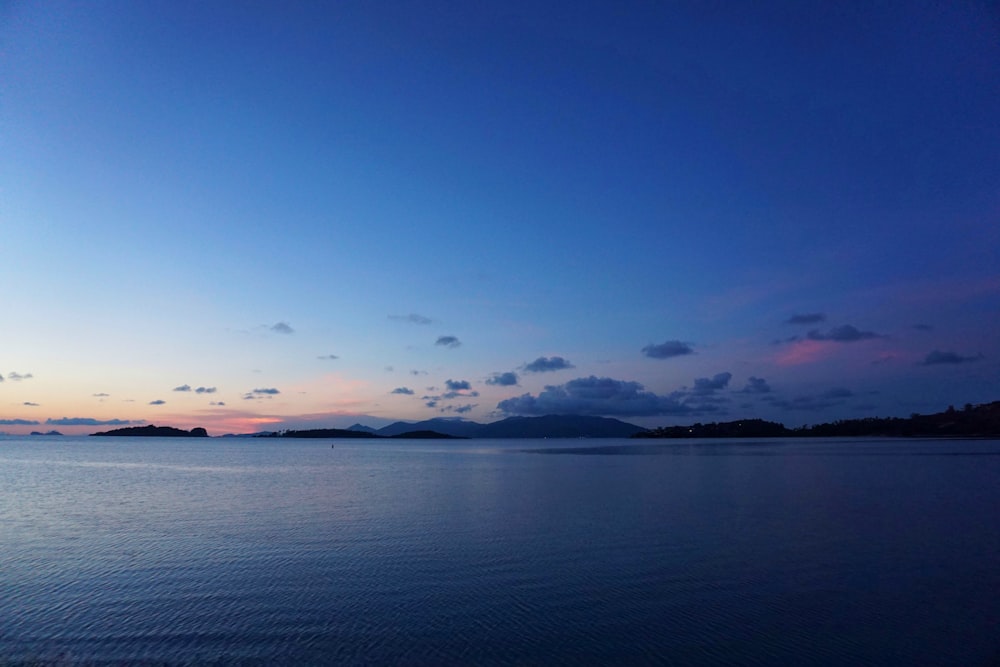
[91,425,208,437]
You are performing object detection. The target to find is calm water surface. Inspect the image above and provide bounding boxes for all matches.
[1,436,998,665]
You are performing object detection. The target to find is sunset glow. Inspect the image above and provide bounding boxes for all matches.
[2,2,997,434]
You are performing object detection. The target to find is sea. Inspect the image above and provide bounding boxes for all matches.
[1,435,998,666]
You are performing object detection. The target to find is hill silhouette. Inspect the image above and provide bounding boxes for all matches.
[371,415,644,439]
[91,425,209,437]
[636,401,1000,438]
[85,402,1000,440]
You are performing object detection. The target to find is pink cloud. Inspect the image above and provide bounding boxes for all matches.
[157,408,284,435]
[773,339,836,367]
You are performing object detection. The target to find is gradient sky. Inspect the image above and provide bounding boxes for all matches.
[2,1,998,435]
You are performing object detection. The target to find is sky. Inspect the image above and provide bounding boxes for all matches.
[2,1,998,435]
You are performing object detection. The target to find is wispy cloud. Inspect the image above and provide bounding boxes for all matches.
[243,387,281,399]
[440,403,477,414]
[806,325,883,342]
[317,354,339,361]
[690,372,732,395]
[523,356,574,373]
[486,371,519,386]
[773,339,834,366]
[641,340,694,359]
[195,386,217,394]
[920,350,983,366]
[389,313,433,325]
[435,335,461,348]
[391,387,415,395]
[149,399,166,405]
[7,371,33,381]
[763,388,854,411]
[23,402,39,407]
[740,377,772,394]
[786,313,826,325]
[46,417,135,426]
[271,322,295,334]
[93,393,110,398]
[173,384,192,392]
[774,323,886,365]
[0,418,39,425]
[441,379,479,400]
[422,379,479,405]
[871,353,898,366]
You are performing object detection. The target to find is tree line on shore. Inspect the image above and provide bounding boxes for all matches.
[634,401,1000,439]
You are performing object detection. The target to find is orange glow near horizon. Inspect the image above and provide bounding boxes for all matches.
[186,414,285,436]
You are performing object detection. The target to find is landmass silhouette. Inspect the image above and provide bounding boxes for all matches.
[88,402,1000,439]
[634,401,1000,438]
[91,425,208,437]
[256,428,466,440]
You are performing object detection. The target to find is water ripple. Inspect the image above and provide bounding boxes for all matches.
[2,436,999,665]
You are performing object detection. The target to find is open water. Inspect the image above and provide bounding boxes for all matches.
[1,436,998,665]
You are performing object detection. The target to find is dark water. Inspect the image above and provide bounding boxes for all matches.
[2,436,998,665]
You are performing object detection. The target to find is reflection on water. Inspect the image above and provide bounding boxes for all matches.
[2,436,999,665]
[524,437,1000,457]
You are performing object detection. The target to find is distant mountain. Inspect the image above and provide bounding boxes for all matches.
[347,423,378,433]
[92,425,208,437]
[377,418,483,438]
[375,415,645,439]
[478,415,645,438]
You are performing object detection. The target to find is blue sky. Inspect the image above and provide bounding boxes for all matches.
[2,1,998,434]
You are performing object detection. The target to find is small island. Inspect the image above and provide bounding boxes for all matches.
[91,425,209,437]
